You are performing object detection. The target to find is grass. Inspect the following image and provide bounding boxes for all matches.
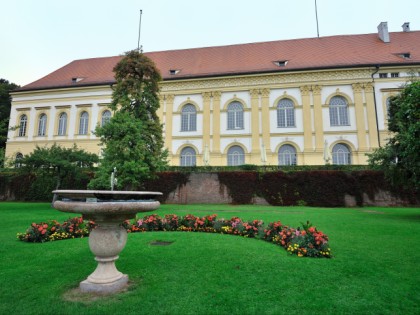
[1,202,419,315]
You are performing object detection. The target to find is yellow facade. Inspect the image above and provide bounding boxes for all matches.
[6,66,412,166]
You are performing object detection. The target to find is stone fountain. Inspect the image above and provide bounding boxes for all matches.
[52,189,162,294]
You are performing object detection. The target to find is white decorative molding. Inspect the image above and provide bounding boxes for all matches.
[160,69,372,93]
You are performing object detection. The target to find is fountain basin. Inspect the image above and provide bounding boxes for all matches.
[53,190,162,219]
[52,190,162,294]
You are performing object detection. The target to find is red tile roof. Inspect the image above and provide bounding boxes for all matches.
[20,31,420,91]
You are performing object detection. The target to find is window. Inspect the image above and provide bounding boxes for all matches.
[332,143,351,165]
[38,114,47,136]
[277,98,295,127]
[390,72,399,78]
[180,147,196,166]
[58,112,67,136]
[278,144,297,165]
[101,110,111,126]
[181,104,197,131]
[379,73,388,78]
[273,60,288,67]
[227,102,244,129]
[19,115,27,137]
[15,153,23,168]
[169,69,180,75]
[227,145,245,166]
[329,96,349,126]
[79,111,89,135]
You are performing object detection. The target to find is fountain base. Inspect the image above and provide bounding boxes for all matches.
[80,275,129,294]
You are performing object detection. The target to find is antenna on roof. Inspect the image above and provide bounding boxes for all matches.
[137,9,143,53]
[315,0,320,38]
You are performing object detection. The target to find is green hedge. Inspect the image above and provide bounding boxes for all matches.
[0,169,417,206]
[0,171,93,201]
[168,164,370,173]
[217,170,418,206]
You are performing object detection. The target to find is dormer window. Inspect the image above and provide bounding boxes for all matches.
[72,77,84,83]
[273,60,288,67]
[395,52,411,59]
[169,69,180,75]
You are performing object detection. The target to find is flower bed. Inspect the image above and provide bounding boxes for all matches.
[18,214,331,258]
[17,217,95,242]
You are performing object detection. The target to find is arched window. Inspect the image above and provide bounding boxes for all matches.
[277,98,295,127]
[278,144,297,165]
[79,111,89,135]
[38,114,47,136]
[180,147,196,166]
[227,102,244,130]
[332,143,351,165]
[58,112,67,136]
[19,115,27,137]
[227,145,245,166]
[329,96,349,126]
[101,110,111,126]
[15,153,23,168]
[181,104,196,131]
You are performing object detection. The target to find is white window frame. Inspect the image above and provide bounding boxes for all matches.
[181,104,197,132]
[277,98,295,128]
[19,115,27,137]
[329,96,349,126]
[227,102,244,130]
[79,111,89,135]
[38,114,47,136]
[58,112,67,136]
[227,145,245,166]
[180,147,196,166]
[332,143,351,165]
[101,110,111,126]
[278,144,297,165]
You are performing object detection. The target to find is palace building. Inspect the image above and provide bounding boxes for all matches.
[6,22,420,166]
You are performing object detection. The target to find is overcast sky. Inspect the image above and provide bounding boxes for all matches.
[1,0,419,86]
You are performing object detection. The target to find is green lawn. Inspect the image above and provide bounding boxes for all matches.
[1,202,419,315]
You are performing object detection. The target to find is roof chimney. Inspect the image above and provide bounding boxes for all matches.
[378,22,390,43]
[402,22,410,32]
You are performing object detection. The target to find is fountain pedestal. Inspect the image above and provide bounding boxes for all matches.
[52,190,162,294]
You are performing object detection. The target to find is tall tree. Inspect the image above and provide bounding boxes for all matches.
[0,79,19,168]
[88,50,167,190]
[368,80,420,190]
[0,78,19,149]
